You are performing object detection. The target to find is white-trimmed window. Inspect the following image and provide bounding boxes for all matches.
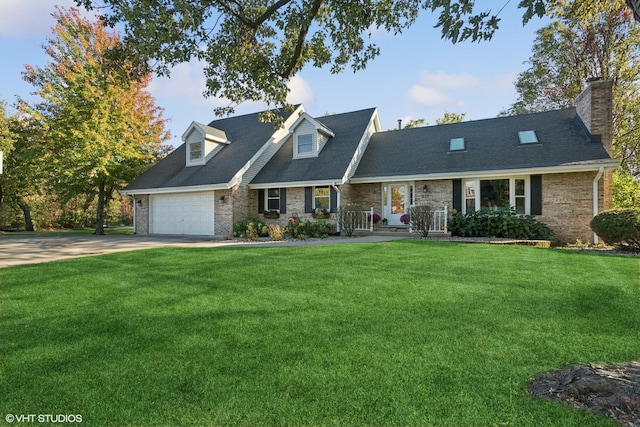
[267,188,281,212]
[314,186,330,210]
[465,181,477,212]
[514,179,526,214]
[189,141,203,164]
[297,134,313,154]
[463,177,529,214]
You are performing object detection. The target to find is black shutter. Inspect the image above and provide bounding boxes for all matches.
[329,187,338,212]
[531,175,542,215]
[258,189,265,213]
[304,187,313,213]
[280,188,287,214]
[452,179,462,212]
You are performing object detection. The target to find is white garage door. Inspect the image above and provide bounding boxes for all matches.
[150,192,215,235]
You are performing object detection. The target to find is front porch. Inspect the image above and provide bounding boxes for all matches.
[349,206,450,235]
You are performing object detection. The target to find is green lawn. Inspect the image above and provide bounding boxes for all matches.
[1,241,638,426]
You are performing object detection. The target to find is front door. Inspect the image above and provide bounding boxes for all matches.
[384,183,409,225]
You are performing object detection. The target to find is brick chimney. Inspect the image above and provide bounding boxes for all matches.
[575,78,614,157]
[576,78,615,212]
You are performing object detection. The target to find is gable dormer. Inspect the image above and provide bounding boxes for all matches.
[182,121,230,167]
[291,112,335,159]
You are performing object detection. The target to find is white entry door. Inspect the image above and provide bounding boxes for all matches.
[150,192,215,235]
[383,183,409,226]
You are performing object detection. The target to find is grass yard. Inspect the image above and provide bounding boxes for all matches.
[1,240,638,426]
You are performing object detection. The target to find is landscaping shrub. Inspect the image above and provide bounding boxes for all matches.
[337,203,366,237]
[449,207,554,240]
[408,205,434,237]
[268,224,284,241]
[590,208,640,251]
[285,218,330,239]
[232,219,269,239]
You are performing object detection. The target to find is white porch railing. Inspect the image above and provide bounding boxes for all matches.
[349,207,448,233]
[430,206,448,233]
[407,206,448,234]
[353,207,374,232]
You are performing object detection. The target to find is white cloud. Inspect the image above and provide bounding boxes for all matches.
[0,0,89,38]
[405,71,518,111]
[148,61,225,108]
[405,71,479,108]
[417,71,479,91]
[486,72,518,93]
[286,75,314,105]
[406,85,454,107]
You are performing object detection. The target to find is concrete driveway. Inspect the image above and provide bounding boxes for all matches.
[0,234,407,268]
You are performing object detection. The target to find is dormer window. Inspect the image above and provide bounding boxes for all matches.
[291,112,335,159]
[189,141,203,163]
[182,121,230,167]
[518,130,538,144]
[297,134,314,155]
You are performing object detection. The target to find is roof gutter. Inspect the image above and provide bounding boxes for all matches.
[592,166,605,244]
[349,162,618,184]
[121,183,230,196]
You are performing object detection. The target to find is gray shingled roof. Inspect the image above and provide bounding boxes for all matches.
[250,108,377,185]
[125,108,296,191]
[126,106,616,193]
[352,108,615,180]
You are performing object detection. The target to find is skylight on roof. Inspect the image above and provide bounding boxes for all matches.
[518,130,538,144]
[450,138,465,151]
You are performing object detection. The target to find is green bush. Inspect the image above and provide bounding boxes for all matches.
[285,219,330,239]
[590,208,640,251]
[449,208,554,240]
[232,219,269,239]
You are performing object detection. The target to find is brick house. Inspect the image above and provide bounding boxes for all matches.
[123,79,617,243]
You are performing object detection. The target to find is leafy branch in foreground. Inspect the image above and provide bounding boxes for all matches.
[74,0,549,121]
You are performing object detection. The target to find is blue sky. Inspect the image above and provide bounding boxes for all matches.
[0,0,550,148]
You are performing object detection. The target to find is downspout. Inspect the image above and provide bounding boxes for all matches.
[331,183,341,232]
[592,167,604,244]
[128,195,137,235]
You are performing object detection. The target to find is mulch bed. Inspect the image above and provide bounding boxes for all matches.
[529,361,640,426]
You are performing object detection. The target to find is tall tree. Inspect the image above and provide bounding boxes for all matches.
[0,116,46,231]
[504,1,640,206]
[73,0,551,122]
[0,101,17,213]
[20,7,170,235]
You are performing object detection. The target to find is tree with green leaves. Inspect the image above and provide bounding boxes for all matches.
[436,111,466,124]
[0,116,46,231]
[73,0,551,123]
[0,101,18,218]
[504,1,640,207]
[0,101,15,171]
[20,7,170,234]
